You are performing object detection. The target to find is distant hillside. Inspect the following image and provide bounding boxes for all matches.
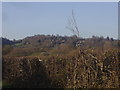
[20,35,82,48]
[2,35,118,57]
[2,35,118,48]
[1,38,14,46]
[2,35,84,48]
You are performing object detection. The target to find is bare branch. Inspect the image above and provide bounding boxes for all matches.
[66,10,80,37]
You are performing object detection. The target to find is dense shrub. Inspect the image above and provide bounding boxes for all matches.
[2,48,119,88]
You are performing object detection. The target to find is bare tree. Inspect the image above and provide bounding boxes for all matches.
[66,10,80,38]
[66,10,80,88]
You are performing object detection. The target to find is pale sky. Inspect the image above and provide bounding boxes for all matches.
[2,2,118,40]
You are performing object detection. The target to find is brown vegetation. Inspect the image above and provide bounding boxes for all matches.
[2,34,120,88]
[2,47,120,88]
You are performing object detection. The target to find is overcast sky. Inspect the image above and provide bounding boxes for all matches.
[2,2,118,40]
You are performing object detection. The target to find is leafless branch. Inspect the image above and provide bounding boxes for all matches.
[66,10,80,37]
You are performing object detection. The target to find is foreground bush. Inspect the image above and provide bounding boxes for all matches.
[2,49,120,88]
